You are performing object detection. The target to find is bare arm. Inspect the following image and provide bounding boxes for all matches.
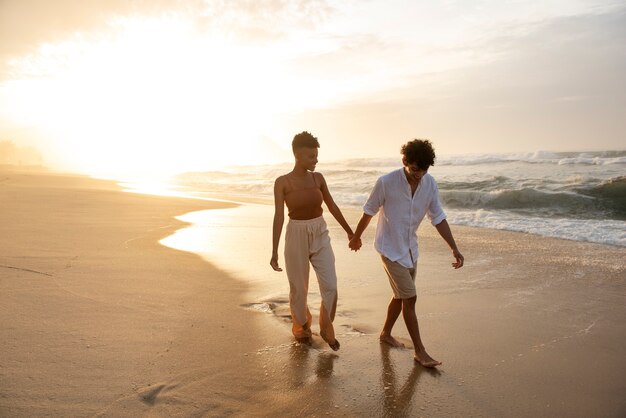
[270,177,285,271]
[434,219,464,269]
[350,176,383,252]
[349,213,373,251]
[318,173,354,239]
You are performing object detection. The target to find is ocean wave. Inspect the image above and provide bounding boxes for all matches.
[437,151,626,166]
[320,168,387,179]
[165,154,626,247]
[342,158,399,168]
[577,176,626,218]
[558,156,626,165]
[448,209,626,247]
[579,175,626,196]
[338,151,625,167]
[441,188,587,209]
[437,176,512,192]
[441,186,623,219]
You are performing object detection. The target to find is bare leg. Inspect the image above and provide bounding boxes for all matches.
[401,297,441,367]
[380,298,405,348]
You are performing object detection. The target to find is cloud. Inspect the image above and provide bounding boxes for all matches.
[287,33,390,77]
[459,6,626,103]
[0,0,334,66]
[290,6,626,154]
[0,1,190,58]
[195,0,334,41]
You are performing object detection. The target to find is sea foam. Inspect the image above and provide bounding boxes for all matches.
[172,150,626,247]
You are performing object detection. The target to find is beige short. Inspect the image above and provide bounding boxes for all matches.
[380,255,417,299]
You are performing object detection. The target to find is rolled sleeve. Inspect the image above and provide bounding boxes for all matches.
[363,177,384,216]
[428,182,446,226]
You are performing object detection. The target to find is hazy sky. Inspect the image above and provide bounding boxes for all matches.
[1,0,624,177]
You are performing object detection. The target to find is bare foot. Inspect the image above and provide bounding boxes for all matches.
[414,351,442,368]
[320,331,341,351]
[379,333,405,348]
[296,336,313,346]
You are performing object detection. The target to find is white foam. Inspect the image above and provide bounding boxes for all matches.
[558,156,626,165]
[448,209,626,247]
[170,151,626,248]
[437,151,626,166]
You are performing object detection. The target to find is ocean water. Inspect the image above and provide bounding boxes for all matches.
[172,150,626,247]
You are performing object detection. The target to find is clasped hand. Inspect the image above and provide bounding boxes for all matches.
[348,236,362,251]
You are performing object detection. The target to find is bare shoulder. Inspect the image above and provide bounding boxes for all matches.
[275,174,289,184]
[313,171,326,184]
[274,174,290,193]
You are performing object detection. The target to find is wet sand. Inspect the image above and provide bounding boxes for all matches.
[2,169,626,417]
[163,202,626,417]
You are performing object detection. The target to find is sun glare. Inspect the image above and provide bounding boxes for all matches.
[4,15,336,177]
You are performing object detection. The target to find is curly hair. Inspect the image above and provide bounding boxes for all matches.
[292,131,320,152]
[401,139,436,170]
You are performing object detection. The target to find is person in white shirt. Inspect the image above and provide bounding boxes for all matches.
[349,139,464,367]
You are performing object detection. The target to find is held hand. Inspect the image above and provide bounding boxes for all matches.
[270,256,283,272]
[451,248,464,269]
[348,236,362,252]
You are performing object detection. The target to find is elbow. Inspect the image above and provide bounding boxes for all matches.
[432,213,447,227]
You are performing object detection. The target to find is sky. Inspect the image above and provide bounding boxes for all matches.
[0,0,624,178]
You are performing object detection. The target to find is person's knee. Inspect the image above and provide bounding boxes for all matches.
[289,287,304,296]
[321,287,338,304]
[401,296,417,307]
[326,284,338,294]
[318,275,337,294]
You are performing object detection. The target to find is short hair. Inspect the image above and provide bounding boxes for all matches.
[401,139,436,170]
[292,131,320,152]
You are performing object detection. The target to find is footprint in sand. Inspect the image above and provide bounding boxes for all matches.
[241,298,292,320]
[138,383,178,406]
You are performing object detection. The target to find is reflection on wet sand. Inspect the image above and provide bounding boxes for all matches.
[282,343,340,414]
[315,352,339,379]
[287,343,310,390]
[380,344,441,416]
[287,342,339,386]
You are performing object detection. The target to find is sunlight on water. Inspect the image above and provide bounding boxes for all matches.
[171,152,626,247]
[119,181,189,198]
[160,204,282,290]
[159,203,393,331]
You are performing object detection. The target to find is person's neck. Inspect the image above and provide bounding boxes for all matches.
[291,166,309,177]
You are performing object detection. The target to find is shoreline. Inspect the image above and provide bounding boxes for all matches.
[159,199,626,417]
[122,179,626,249]
[0,170,285,416]
[2,169,625,417]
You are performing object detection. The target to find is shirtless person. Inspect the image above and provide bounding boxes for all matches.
[270,131,354,350]
[349,139,464,367]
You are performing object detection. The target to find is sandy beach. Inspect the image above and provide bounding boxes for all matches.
[2,169,625,417]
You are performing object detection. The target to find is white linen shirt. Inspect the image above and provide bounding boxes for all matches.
[363,168,446,268]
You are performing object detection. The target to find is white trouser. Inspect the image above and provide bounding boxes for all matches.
[284,216,338,340]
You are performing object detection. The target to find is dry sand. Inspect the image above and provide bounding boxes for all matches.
[1,169,625,417]
[0,170,276,416]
